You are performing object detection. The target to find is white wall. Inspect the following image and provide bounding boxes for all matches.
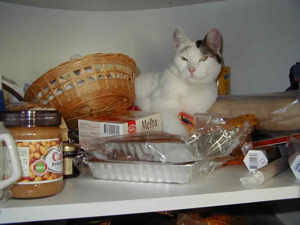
[0,0,300,95]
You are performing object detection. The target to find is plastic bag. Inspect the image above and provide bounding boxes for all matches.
[184,113,253,159]
[182,113,254,174]
[208,91,300,131]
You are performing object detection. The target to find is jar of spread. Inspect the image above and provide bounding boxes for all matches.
[0,110,64,198]
[63,143,81,178]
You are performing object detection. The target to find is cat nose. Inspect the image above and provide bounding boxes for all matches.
[188,67,196,74]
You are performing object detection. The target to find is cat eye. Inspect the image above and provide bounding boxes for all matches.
[199,55,208,62]
[181,57,188,61]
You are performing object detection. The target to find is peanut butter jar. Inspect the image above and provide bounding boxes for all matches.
[0,110,64,198]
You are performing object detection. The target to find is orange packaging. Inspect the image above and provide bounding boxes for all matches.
[218,66,231,96]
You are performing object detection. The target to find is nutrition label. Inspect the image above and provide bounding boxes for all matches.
[16,147,30,177]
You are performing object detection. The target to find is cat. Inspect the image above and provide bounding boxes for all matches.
[135,27,223,135]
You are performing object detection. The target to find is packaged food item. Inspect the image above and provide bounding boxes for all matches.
[83,112,254,182]
[6,101,69,142]
[208,91,300,131]
[287,137,300,180]
[85,131,194,162]
[217,65,231,96]
[180,113,254,174]
[0,110,64,198]
[243,150,269,172]
[79,111,162,149]
[84,132,197,184]
[184,113,254,160]
[63,143,82,178]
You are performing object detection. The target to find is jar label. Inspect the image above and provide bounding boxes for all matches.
[64,158,73,175]
[15,139,63,184]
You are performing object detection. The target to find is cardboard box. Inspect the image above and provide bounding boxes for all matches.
[79,111,162,148]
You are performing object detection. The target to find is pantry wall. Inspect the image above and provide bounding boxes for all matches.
[0,0,300,224]
[0,0,300,95]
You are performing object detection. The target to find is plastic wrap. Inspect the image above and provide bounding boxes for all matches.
[182,113,254,174]
[208,91,300,131]
[83,132,195,162]
[185,113,252,159]
[84,132,198,183]
[83,113,253,182]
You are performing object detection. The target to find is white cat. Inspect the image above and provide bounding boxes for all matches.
[135,28,223,135]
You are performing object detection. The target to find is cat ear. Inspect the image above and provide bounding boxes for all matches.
[173,27,192,49]
[204,28,223,55]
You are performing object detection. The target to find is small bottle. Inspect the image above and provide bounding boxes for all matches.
[63,143,80,178]
[217,66,231,96]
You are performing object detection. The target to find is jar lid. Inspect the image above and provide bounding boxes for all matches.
[0,110,61,127]
[63,143,76,152]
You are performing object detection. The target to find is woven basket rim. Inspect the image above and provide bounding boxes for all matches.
[26,52,136,92]
[24,52,137,126]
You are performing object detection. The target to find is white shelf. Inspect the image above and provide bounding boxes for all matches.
[1,165,299,224]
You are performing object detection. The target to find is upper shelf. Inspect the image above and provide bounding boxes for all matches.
[1,165,299,224]
[0,0,221,11]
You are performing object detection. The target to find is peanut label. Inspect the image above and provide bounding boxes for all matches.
[16,139,63,184]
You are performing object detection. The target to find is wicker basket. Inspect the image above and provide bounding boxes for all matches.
[24,53,137,128]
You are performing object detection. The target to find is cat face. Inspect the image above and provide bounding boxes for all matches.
[173,28,223,84]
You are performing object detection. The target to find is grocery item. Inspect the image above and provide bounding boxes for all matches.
[208,91,300,131]
[0,110,64,198]
[217,65,231,96]
[287,138,300,180]
[85,132,193,162]
[179,112,257,135]
[79,111,162,149]
[24,53,137,129]
[84,117,253,182]
[182,113,254,173]
[84,132,197,183]
[63,143,81,178]
[6,101,69,142]
[243,150,269,172]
